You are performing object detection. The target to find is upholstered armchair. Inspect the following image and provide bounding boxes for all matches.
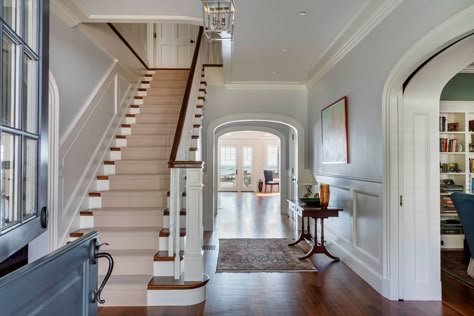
[450,192,474,278]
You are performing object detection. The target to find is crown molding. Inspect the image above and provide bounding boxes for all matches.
[87,15,202,24]
[307,0,404,88]
[225,82,307,90]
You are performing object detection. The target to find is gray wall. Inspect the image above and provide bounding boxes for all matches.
[50,15,114,137]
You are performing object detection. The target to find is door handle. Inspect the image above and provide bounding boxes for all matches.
[40,206,48,228]
[190,39,195,44]
[90,239,114,304]
[236,169,238,175]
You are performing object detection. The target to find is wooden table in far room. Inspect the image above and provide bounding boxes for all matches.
[287,200,342,261]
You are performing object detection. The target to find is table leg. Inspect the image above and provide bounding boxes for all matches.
[289,214,305,246]
[320,218,340,261]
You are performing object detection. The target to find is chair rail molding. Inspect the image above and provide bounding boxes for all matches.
[382,5,474,300]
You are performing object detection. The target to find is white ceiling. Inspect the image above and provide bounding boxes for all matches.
[56,0,392,84]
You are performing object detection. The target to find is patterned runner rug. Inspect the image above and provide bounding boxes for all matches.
[216,238,317,273]
[441,250,474,289]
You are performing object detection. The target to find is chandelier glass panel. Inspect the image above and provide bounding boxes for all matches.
[201,0,235,40]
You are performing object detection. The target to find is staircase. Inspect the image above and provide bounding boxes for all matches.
[70,69,208,306]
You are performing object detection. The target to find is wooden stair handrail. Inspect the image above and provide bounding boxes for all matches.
[168,26,204,168]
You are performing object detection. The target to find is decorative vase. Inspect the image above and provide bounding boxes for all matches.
[258,180,263,192]
[320,184,330,208]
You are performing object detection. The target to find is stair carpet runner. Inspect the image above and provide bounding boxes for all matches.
[70,70,206,306]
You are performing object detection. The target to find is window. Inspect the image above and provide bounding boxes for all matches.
[266,144,280,180]
[0,0,46,263]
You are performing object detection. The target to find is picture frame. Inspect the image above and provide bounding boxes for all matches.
[321,96,349,164]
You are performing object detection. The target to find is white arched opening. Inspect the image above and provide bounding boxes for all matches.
[215,126,288,214]
[205,113,305,231]
[382,6,474,300]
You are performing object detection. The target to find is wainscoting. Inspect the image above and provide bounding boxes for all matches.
[56,63,141,246]
[315,173,383,293]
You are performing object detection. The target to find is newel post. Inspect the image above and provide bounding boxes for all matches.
[184,166,204,281]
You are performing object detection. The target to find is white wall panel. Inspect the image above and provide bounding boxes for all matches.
[355,191,381,261]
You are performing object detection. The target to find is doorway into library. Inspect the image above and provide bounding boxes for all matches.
[438,68,474,290]
[394,33,474,300]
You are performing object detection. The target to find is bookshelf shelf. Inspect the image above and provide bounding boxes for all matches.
[438,102,474,249]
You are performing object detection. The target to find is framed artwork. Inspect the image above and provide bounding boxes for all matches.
[321,96,349,164]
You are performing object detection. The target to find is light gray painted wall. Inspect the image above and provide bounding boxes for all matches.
[306,0,474,296]
[308,0,474,179]
[50,15,114,136]
[113,23,149,65]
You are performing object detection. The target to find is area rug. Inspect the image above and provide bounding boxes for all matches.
[216,238,317,273]
[441,250,474,289]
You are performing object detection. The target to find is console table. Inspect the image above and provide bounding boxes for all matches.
[287,200,342,261]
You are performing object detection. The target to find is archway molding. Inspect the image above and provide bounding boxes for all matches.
[204,113,305,231]
[382,5,474,300]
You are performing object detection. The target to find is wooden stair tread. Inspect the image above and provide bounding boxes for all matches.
[147,274,209,290]
[159,228,186,237]
[154,251,184,262]
[82,207,166,214]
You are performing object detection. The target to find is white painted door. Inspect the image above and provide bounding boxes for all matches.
[218,145,255,192]
[155,24,197,68]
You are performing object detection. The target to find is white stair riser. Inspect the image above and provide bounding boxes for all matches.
[93,212,163,228]
[125,116,136,124]
[114,138,127,147]
[95,179,109,191]
[140,83,150,89]
[102,287,147,306]
[153,260,183,277]
[109,176,170,191]
[99,257,153,276]
[158,236,185,251]
[101,193,167,208]
[115,162,168,175]
[147,287,206,306]
[80,215,94,228]
[137,91,147,97]
[103,164,116,175]
[108,151,121,161]
[132,99,144,105]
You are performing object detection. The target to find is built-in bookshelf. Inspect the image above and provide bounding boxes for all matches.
[439,102,474,249]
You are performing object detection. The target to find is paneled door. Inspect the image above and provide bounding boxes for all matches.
[154,23,197,68]
[0,231,113,316]
[218,145,254,192]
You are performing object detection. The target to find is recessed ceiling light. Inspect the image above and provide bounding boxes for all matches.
[298,10,307,16]
[281,49,288,52]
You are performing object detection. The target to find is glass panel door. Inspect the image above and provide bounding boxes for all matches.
[218,145,255,192]
[241,146,253,191]
[219,146,237,190]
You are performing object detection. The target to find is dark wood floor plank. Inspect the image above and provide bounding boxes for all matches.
[99,192,473,316]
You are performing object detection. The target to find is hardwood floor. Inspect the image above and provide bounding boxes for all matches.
[99,192,474,315]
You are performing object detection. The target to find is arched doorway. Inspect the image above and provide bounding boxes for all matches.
[383,7,474,300]
[204,113,305,231]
